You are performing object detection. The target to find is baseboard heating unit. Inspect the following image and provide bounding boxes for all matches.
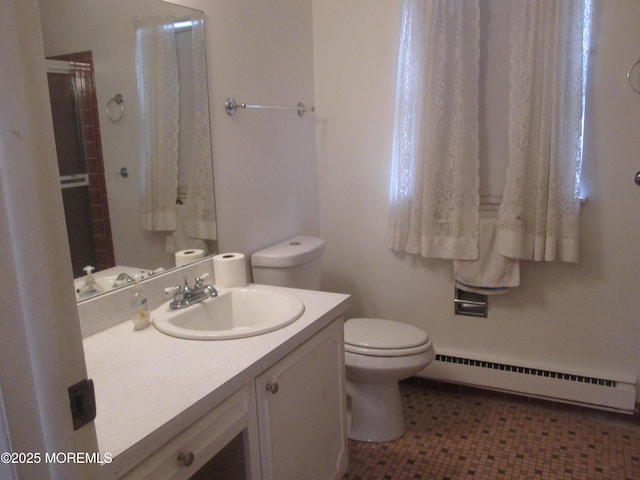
[419,352,637,414]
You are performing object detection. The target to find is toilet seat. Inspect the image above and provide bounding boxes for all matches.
[344,318,432,357]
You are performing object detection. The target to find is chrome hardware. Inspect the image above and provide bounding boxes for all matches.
[178,451,195,467]
[60,173,90,189]
[266,383,279,394]
[164,275,218,310]
[119,167,128,178]
[225,97,314,117]
[106,93,124,122]
[163,285,183,298]
[454,288,488,318]
[194,272,212,288]
[453,298,486,307]
[112,272,134,288]
[634,171,640,186]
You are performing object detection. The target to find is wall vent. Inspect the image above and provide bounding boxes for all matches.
[435,354,616,387]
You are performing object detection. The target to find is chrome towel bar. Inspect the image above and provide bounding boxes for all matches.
[225,97,314,117]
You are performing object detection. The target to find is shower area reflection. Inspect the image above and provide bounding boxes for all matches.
[46,52,115,277]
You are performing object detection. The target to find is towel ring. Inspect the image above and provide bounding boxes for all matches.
[627,59,640,94]
[106,94,124,122]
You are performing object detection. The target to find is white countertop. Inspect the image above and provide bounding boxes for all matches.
[83,284,351,479]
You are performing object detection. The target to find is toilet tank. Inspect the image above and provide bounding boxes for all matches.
[251,236,325,290]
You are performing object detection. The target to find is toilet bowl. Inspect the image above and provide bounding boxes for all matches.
[344,318,435,442]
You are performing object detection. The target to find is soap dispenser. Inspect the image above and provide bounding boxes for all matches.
[77,266,104,299]
[131,276,151,330]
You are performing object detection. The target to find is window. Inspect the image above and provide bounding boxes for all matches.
[388,0,592,262]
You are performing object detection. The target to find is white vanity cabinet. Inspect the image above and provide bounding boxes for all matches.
[255,319,348,480]
[120,318,347,480]
[86,287,351,480]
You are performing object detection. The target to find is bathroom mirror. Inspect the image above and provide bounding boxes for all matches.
[38,0,218,301]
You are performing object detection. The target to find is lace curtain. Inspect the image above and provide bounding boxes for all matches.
[497,0,591,262]
[388,0,480,260]
[388,0,590,263]
[183,15,217,241]
[136,15,180,232]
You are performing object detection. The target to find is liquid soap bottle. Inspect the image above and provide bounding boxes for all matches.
[131,276,151,330]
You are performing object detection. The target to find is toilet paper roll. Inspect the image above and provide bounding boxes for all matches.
[214,253,247,288]
[175,248,206,267]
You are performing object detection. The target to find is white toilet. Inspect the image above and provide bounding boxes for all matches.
[251,236,435,443]
[344,318,434,442]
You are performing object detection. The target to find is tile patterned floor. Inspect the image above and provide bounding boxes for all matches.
[344,379,640,479]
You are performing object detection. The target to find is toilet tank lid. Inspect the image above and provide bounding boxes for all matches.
[251,236,325,268]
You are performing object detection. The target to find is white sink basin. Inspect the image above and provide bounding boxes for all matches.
[152,287,305,340]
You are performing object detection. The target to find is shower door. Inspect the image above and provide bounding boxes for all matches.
[46,56,114,277]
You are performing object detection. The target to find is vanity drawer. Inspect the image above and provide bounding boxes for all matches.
[122,385,256,480]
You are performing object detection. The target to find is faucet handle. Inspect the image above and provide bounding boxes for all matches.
[194,273,212,286]
[163,285,183,298]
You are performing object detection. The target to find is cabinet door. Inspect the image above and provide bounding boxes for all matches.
[256,319,347,480]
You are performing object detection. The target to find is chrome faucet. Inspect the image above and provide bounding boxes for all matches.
[164,273,218,309]
[113,272,135,287]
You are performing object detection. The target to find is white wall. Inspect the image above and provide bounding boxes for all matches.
[313,0,640,391]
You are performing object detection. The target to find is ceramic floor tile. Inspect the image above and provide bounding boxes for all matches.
[344,379,640,479]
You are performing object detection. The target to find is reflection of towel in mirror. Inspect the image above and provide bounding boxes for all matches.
[165,203,206,253]
[453,218,519,295]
